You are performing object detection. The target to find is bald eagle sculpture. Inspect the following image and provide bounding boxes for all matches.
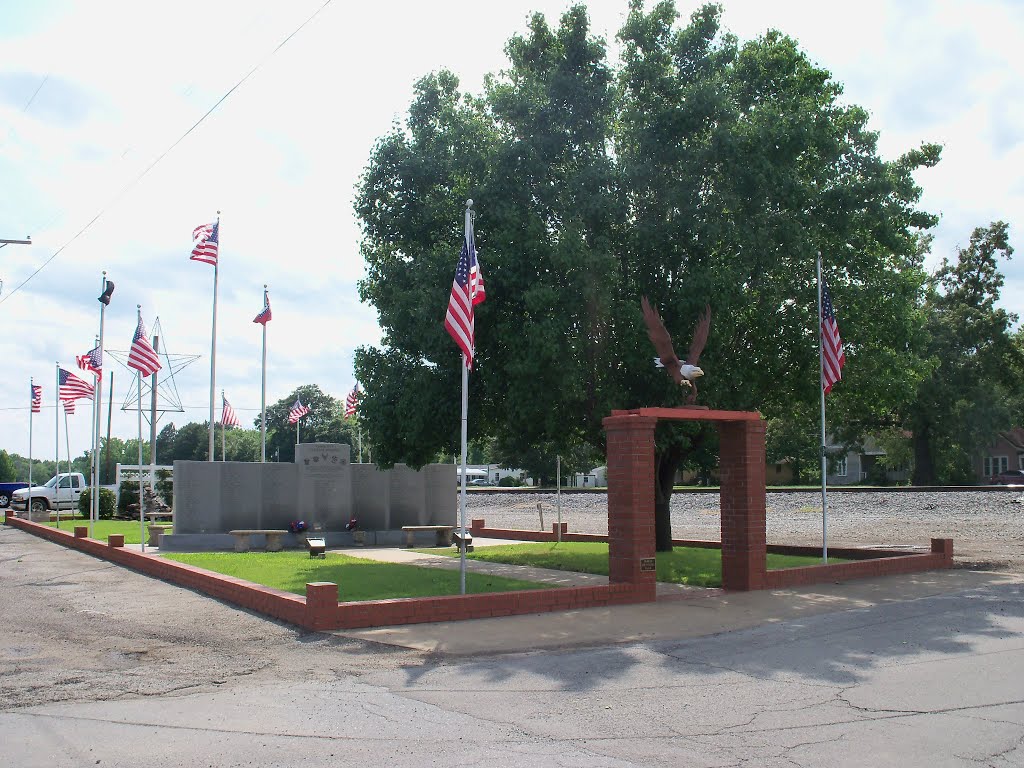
[641,296,711,405]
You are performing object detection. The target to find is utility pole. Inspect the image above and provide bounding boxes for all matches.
[0,237,32,296]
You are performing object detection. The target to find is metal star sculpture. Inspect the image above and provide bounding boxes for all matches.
[641,296,711,406]
[106,317,200,425]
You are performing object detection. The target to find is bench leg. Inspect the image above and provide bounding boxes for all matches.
[436,530,453,547]
[233,536,250,553]
[265,534,283,552]
[404,531,415,548]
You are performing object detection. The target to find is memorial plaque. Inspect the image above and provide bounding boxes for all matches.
[640,557,656,572]
[298,443,350,476]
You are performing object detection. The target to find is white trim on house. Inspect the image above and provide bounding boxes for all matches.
[984,456,1010,476]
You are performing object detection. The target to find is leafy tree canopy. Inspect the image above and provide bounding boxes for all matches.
[262,385,355,464]
[360,4,936,542]
[905,222,1020,484]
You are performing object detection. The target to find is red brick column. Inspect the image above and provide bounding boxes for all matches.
[602,414,657,592]
[305,582,339,631]
[931,538,953,566]
[718,419,767,590]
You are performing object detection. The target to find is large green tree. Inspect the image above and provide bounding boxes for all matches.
[354,2,939,548]
[905,222,1019,484]
[0,450,15,482]
[261,385,355,464]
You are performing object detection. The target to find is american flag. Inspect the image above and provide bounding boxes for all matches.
[190,220,219,266]
[58,368,95,400]
[76,345,102,377]
[31,383,42,413]
[288,398,310,424]
[128,315,162,377]
[221,395,241,428]
[821,280,846,394]
[344,385,359,417]
[63,399,75,415]
[253,287,272,325]
[444,230,486,367]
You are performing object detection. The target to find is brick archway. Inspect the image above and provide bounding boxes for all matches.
[602,408,767,591]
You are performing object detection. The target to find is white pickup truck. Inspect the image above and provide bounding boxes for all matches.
[11,472,88,515]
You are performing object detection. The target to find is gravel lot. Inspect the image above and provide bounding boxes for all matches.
[467,488,1024,573]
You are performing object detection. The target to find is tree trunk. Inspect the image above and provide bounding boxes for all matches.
[911,423,936,486]
[654,444,682,551]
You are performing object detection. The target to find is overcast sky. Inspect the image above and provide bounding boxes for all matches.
[1,0,1021,463]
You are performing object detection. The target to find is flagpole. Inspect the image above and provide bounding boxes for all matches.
[149,335,159,489]
[261,285,268,463]
[54,362,60,526]
[64,403,72,527]
[208,213,220,462]
[137,306,146,553]
[458,356,469,594]
[93,272,111,537]
[357,423,362,464]
[457,201,475,595]
[816,252,828,563]
[89,334,98,533]
[28,378,34,506]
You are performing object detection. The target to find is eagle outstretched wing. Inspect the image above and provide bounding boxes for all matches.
[687,305,712,367]
[641,296,684,385]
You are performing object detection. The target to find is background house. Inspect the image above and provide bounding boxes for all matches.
[826,436,909,486]
[976,428,1024,482]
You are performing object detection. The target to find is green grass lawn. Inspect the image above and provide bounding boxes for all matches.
[417,542,849,588]
[44,518,145,544]
[162,550,553,600]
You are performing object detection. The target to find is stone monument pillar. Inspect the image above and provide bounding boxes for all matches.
[295,443,352,531]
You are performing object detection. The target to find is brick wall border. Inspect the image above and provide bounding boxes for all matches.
[4,516,654,631]
[469,519,953,587]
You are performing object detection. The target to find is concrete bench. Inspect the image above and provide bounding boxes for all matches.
[147,524,173,547]
[228,529,288,552]
[401,525,455,548]
[145,511,174,522]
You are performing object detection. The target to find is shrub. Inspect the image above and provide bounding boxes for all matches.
[78,488,117,520]
[118,481,139,515]
[497,475,520,487]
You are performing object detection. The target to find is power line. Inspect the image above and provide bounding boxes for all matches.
[22,74,49,111]
[0,0,335,307]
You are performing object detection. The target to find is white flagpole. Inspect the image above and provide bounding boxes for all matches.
[297,417,300,447]
[28,378,34,505]
[64,403,72,527]
[89,334,98,532]
[260,285,268,463]
[357,423,362,464]
[94,272,110,537]
[207,213,220,462]
[54,363,60,526]
[458,358,468,595]
[149,335,159,490]
[137,306,146,553]
[457,201,474,595]
[817,252,829,563]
